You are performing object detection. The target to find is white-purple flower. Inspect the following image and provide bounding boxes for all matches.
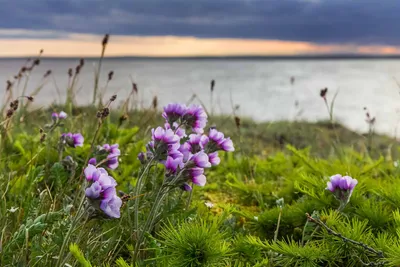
[188,134,209,153]
[152,127,180,145]
[208,152,221,166]
[183,104,208,134]
[191,152,212,168]
[162,103,187,123]
[165,156,183,174]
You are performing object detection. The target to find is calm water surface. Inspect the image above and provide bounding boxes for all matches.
[1,58,400,136]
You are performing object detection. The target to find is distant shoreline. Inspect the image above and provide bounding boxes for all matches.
[2,54,400,60]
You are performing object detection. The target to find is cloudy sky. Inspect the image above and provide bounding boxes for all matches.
[0,0,398,56]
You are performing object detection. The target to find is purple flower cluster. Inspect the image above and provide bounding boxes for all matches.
[62,133,84,147]
[90,144,121,170]
[84,164,122,218]
[141,103,234,190]
[326,174,358,202]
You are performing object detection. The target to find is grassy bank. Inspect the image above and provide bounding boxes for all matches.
[2,35,400,267]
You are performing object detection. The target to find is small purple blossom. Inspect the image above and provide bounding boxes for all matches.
[191,152,212,168]
[162,103,187,123]
[182,182,192,191]
[183,104,208,134]
[327,174,357,193]
[138,152,146,164]
[152,127,180,144]
[63,133,84,147]
[165,156,183,174]
[192,174,206,186]
[208,129,224,144]
[219,137,234,152]
[165,122,186,138]
[59,111,67,119]
[326,174,358,207]
[52,112,58,120]
[107,154,119,169]
[100,194,122,218]
[188,134,209,153]
[208,152,220,166]
[85,181,102,199]
[88,158,97,165]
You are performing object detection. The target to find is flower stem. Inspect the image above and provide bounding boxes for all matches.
[185,183,194,210]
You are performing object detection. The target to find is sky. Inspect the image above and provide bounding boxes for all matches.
[0,0,399,57]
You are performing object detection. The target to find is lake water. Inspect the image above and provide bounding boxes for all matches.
[1,58,400,136]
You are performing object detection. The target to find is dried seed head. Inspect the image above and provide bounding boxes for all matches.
[320,87,328,98]
[234,116,241,128]
[132,83,138,93]
[40,133,47,143]
[108,71,114,81]
[44,70,52,78]
[26,96,34,102]
[6,109,13,118]
[12,100,19,111]
[6,80,12,91]
[96,111,102,118]
[39,128,44,134]
[119,114,128,125]
[68,68,73,77]
[110,95,117,102]
[102,34,109,46]
[21,66,27,73]
[39,49,44,54]
[75,65,81,75]
[79,58,85,67]
[152,96,158,109]
[102,107,110,118]
[211,80,215,92]
[33,59,40,66]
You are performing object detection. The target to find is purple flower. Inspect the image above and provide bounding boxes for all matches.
[191,152,211,168]
[165,156,183,174]
[162,103,187,123]
[85,181,102,199]
[152,127,180,144]
[107,154,119,170]
[88,158,97,165]
[138,152,146,164]
[208,129,225,144]
[219,137,234,152]
[84,164,101,181]
[179,142,192,162]
[207,129,234,152]
[59,111,67,119]
[188,134,209,153]
[327,174,357,193]
[183,104,208,134]
[100,194,122,218]
[182,182,192,191]
[63,133,84,147]
[97,172,117,189]
[52,112,58,120]
[326,174,358,206]
[165,122,186,138]
[84,164,122,219]
[208,152,220,166]
[192,174,206,186]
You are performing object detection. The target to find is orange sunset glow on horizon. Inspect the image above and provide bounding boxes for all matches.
[0,33,400,57]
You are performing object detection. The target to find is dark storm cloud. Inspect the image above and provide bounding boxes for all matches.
[0,0,398,45]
